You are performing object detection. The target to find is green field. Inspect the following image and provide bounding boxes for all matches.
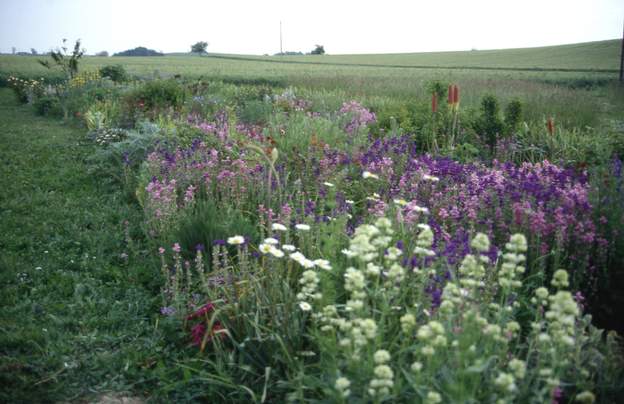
[1,39,621,131]
[215,39,621,71]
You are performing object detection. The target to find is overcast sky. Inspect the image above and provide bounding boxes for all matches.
[1,0,622,55]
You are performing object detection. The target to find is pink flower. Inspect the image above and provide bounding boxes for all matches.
[158,247,165,255]
[172,243,181,253]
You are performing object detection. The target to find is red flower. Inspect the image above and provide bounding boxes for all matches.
[187,302,215,320]
[447,85,454,104]
[191,323,207,346]
[190,321,226,347]
[453,85,460,106]
[431,93,438,113]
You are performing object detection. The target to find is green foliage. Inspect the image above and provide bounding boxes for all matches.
[124,79,187,125]
[426,79,449,100]
[473,94,504,153]
[33,95,60,116]
[38,39,85,79]
[174,199,258,261]
[238,100,273,124]
[371,102,412,135]
[504,98,523,133]
[99,64,129,83]
[88,124,166,196]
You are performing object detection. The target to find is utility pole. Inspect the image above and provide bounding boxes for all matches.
[280,21,283,55]
[620,19,624,82]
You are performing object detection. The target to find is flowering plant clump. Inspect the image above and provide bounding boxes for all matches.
[339,100,377,135]
[298,218,620,402]
[68,70,101,89]
[154,215,621,401]
[73,78,620,401]
[7,75,45,103]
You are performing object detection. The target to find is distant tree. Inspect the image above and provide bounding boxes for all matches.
[191,41,208,55]
[113,47,164,57]
[274,51,303,56]
[11,47,16,55]
[311,44,325,55]
[38,39,85,78]
[30,48,38,55]
[95,50,109,57]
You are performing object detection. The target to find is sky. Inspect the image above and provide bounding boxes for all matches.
[0,0,622,55]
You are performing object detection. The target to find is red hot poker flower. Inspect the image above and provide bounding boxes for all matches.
[453,85,460,106]
[431,93,438,113]
[547,117,555,135]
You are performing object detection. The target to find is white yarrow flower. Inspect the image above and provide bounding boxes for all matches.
[263,237,279,245]
[314,259,332,270]
[295,224,311,231]
[362,171,379,179]
[342,248,357,258]
[271,223,288,231]
[268,246,284,258]
[282,244,297,252]
[299,302,312,311]
[227,235,245,245]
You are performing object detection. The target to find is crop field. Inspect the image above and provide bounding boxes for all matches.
[1,38,624,402]
[2,39,622,130]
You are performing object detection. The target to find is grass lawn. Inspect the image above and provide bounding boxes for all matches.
[0,88,161,402]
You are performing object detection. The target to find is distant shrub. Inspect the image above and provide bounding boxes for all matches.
[426,79,449,101]
[473,94,504,154]
[113,47,164,57]
[123,79,187,125]
[99,65,129,83]
[95,51,109,57]
[33,95,61,116]
[504,99,523,133]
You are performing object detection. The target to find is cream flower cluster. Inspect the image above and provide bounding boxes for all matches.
[344,218,393,263]
[297,269,322,312]
[413,224,435,258]
[416,320,447,356]
[499,234,528,289]
[368,350,394,398]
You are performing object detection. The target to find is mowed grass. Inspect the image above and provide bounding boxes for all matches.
[0,88,164,402]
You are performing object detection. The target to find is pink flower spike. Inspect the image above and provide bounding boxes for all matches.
[173,243,181,253]
[158,247,165,255]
